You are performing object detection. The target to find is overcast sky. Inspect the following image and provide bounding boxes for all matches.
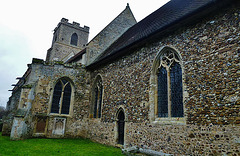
[0,0,170,108]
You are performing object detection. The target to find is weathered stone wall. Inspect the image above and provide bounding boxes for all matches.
[86,5,137,65]
[8,60,90,139]
[46,18,89,62]
[2,90,21,136]
[66,119,116,145]
[125,123,240,155]
[57,22,89,48]
[87,4,240,155]
[3,2,239,155]
[29,62,90,138]
[49,43,83,62]
[10,77,40,139]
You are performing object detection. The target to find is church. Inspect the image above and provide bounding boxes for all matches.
[2,0,240,155]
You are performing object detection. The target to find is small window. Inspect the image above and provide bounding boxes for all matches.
[51,78,72,115]
[70,33,78,46]
[92,76,103,118]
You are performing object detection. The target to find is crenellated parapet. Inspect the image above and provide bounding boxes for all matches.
[46,18,90,62]
[54,18,89,33]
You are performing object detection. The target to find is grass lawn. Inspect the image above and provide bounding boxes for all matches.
[0,133,124,156]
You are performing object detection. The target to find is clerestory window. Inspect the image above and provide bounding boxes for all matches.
[50,78,72,115]
[154,48,184,118]
[70,33,78,46]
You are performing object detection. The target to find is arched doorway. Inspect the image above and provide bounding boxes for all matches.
[117,109,125,145]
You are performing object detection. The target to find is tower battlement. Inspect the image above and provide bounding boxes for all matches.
[47,18,90,62]
[54,18,89,32]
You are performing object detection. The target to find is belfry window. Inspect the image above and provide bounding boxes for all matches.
[51,78,72,115]
[70,33,78,46]
[156,49,183,118]
[92,76,103,118]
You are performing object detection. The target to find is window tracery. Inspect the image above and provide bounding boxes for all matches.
[156,48,183,118]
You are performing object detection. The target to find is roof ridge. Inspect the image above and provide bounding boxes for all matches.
[87,0,230,69]
[87,4,137,45]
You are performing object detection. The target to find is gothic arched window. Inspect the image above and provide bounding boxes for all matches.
[51,78,73,115]
[70,33,78,46]
[92,76,103,118]
[155,48,183,118]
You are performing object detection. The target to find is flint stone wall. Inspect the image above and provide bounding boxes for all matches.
[87,4,240,155]
[86,6,137,65]
[3,2,240,155]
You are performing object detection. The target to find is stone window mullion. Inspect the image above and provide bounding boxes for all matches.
[167,67,171,117]
[59,81,67,115]
[97,86,101,118]
[59,91,64,114]
[96,86,100,118]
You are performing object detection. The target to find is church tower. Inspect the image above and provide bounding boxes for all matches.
[46,18,89,62]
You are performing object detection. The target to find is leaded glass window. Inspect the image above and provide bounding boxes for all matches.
[93,87,98,118]
[98,88,103,118]
[51,78,72,115]
[51,81,62,113]
[93,76,103,118]
[170,63,183,117]
[61,82,71,114]
[70,33,78,46]
[157,49,183,118]
[157,67,168,117]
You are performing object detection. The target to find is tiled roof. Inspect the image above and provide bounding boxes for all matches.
[87,0,230,69]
